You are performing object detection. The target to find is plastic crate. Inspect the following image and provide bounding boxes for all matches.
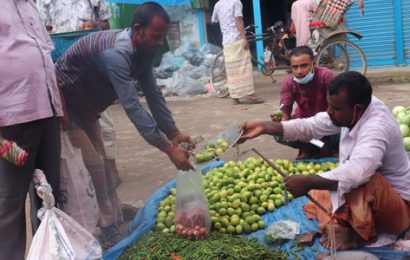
[50,29,99,62]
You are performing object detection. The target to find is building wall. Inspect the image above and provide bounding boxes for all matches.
[346,0,410,66]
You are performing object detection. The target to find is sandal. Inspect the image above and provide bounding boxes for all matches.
[233,96,265,105]
[98,224,123,250]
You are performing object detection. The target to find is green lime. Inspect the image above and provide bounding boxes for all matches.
[214,222,222,230]
[227,225,235,234]
[170,225,176,233]
[230,215,240,226]
[257,207,266,214]
[219,208,227,216]
[251,223,259,231]
[258,220,265,229]
[235,224,243,234]
[156,223,165,230]
[227,207,236,216]
[242,223,252,234]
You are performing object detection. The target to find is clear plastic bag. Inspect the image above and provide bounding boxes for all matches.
[60,131,99,233]
[264,220,300,244]
[27,169,102,260]
[174,170,211,240]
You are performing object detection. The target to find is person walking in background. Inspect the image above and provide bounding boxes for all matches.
[0,0,63,258]
[291,0,317,47]
[212,0,264,105]
[55,2,194,248]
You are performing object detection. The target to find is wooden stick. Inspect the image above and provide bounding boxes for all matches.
[251,148,333,219]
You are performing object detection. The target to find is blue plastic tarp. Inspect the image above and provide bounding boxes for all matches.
[107,0,191,5]
[103,159,410,259]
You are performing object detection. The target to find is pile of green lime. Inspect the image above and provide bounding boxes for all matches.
[194,138,229,163]
[155,157,338,235]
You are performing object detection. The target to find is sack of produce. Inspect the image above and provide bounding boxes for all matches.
[174,170,211,240]
[264,220,300,244]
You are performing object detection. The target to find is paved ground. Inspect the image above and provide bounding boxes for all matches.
[115,67,410,206]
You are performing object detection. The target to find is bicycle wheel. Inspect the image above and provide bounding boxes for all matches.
[209,51,230,98]
[317,39,367,75]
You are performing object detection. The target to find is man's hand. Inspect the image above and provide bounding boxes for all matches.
[171,133,195,149]
[239,121,266,143]
[99,20,110,30]
[270,113,289,122]
[46,25,53,33]
[61,114,69,131]
[166,145,193,171]
[284,175,312,198]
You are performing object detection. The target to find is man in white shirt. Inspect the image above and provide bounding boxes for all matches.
[36,0,111,33]
[211,0,264,104]
[240,71,410,249]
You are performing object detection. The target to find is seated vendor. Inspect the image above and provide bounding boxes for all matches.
[241,71,410,249]
[273,46,339,159]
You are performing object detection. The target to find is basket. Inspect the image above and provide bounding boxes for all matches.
[50,29,99,61]
[313,0,354,28]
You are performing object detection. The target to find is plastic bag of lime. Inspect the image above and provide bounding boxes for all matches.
[174,170,211,240]
[193,125,243,164]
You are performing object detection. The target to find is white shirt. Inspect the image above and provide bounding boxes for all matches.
[36,0,111,34]
[282,96,410,212]
[211,0,243,45]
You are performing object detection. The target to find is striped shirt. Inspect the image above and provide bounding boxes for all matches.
[56,29,180,152]
[0,0,63,127]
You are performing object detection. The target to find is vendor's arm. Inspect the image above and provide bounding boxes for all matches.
[137,64,192,147]
[96,50,192,170]
[284,175,338,198]
[287,124,387,199]
[241,111,340,142]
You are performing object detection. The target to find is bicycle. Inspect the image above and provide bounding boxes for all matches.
[210,22,367,98]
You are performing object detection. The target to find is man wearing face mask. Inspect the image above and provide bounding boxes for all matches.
[55,2,194,248]
[240,71,410,250]
[272,46,338,159]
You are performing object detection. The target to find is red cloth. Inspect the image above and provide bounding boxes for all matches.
[280,67,334,119]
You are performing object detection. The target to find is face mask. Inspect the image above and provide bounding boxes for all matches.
[293,70,315,85]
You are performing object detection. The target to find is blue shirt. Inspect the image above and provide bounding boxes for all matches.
[56,29,179,151]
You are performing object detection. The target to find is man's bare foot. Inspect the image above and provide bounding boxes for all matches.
[319,223,368,250]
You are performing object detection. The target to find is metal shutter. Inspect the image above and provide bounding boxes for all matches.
[345,0,396,66]
[403,1,410,64]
